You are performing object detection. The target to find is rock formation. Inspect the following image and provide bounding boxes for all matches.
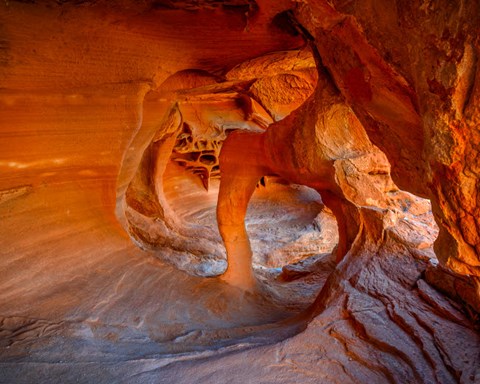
[0,0,479,383]
[294,0,480,305]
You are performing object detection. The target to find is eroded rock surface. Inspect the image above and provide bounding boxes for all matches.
[293,0,480,299]
[0,0,479,383]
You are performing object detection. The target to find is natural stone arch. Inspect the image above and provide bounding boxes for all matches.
[119,69,275,275]
[216,57,396,290]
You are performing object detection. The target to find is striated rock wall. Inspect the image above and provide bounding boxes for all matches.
[291,0,480,310]
[0,1,479,383]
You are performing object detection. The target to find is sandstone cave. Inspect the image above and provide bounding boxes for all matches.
[0,1,479,383]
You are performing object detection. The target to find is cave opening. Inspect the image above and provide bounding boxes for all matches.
[2,1,479,382]
[121,54,441,320]
[164,155,341,308]
[123,65,343,311]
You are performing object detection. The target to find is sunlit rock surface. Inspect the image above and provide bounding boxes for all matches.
[0,1,479,383]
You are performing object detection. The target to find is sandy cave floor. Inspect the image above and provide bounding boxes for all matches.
[0,175,339,379]
[1,168,478,384]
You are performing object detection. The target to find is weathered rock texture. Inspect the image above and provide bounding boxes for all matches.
[0,0,479,383]
[293,0,480,302]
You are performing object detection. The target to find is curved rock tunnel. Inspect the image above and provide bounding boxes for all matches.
[0,1,479,383]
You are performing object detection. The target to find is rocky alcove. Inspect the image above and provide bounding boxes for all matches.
[1,1,479,383]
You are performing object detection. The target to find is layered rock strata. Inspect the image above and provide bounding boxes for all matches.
[293,0,480,309]
[0,1,479,383]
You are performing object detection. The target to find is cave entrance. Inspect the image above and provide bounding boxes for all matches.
[120,59,441,314]
[246,178,338,280]
[118,63,442,352]
[163,157,340,306]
